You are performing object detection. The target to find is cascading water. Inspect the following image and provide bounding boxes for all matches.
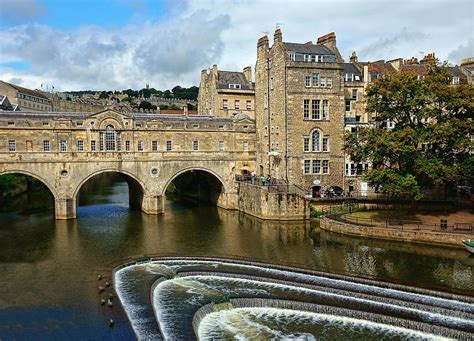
[114,257,474,340]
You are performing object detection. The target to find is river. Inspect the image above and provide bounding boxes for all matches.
[0,175,472,339]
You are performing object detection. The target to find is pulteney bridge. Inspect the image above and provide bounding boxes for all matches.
[0,109,256,219]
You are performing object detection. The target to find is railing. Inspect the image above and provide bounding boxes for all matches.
[326,212,473,234]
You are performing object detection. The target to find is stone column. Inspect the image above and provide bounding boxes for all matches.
[55,197,76,220]
[141,194,164,215]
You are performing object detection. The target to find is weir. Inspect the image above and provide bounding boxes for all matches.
[114,257,474,340]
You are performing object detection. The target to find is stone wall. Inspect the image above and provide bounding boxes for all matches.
[320,216,471,248]
[237,182,308,220]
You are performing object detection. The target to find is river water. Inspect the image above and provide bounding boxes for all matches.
[0,176,473,339]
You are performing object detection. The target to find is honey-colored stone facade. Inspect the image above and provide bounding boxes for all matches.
[198,65,255,119]
[255,30,346,192]
[0,109,256,219]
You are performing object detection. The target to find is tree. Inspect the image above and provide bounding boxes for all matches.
[344,65,474,199]
[138,101,157,111]
[98,91,109,99]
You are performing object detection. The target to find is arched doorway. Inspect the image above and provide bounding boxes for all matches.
[164,169,225,207]
[75,171,145,214]
[0,172,55,214]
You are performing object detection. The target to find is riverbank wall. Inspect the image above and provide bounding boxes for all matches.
[320,216,471,248]
[237,182,308,220]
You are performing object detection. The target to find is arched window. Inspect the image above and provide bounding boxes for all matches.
[105,125,116,151]
[312,129,320,152]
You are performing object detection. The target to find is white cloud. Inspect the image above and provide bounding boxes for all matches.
[0,0,472,90]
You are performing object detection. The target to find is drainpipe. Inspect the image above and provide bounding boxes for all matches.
[267,57,271,176]
[284,62,289,183]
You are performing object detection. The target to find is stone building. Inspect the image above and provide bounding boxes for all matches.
[0,80,52,112]
[254,29,346,196]
[460,57,474,84]
[198,65,255,119]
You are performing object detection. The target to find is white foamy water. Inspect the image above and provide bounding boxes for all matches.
[198,308,452,341]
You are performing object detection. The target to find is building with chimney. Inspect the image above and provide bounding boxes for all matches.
[197,65,255,119]
[254,29,346,195]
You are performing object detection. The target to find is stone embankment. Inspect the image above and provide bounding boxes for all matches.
[320,216,472,248]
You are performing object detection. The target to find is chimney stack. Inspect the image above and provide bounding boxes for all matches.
[257,35,269,49]
[420,52,436,65]
[212,64,218,76]
[243,66,252,83]
[317,32,343,62]
[350,51,358,63]
[274,28,282,43]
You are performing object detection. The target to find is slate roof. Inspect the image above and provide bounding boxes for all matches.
[283,42,334,55]
[283,42,337,63]
[0,80,49,99]
[217,71,253,90]
[344,63,362,77]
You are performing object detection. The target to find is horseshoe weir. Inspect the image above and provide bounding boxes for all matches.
[115,257,474,340]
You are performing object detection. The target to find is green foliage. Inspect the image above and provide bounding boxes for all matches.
[98,91,109,99]
[138,101,157,111]
[345,65,474,199]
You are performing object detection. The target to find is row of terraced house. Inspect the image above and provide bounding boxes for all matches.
[198,29,473,197]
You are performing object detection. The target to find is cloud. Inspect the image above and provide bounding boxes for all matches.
[448,39,474,64]
[0,0,47,25]
[0,0,472,90]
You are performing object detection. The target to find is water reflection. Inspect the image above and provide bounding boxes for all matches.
[0,175,473,338]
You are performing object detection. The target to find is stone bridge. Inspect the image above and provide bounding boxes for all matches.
[0,109,256,219]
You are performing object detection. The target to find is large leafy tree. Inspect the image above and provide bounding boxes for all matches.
[345,65,473,199]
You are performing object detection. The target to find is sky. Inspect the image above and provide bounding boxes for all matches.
[0,0,473,91]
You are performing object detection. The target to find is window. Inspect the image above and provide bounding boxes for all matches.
[303,137,310,152]
[166,140,172,151]
[125,140,131,151]
[193,140,199,151]
[322,137,329,152]
[304,99,310,119]
[192,124,199,129]
[8,139,16,152]
[264,126,268,136]
[223,99,228,109]
[105,125,115,151]
[99,132,104,151]
[219,141,224,151]
[452,77,460,85]
[288,52,296,61]
[228,84,241,89]
[138,140,144,151]
[312,160,321,174]
[42,122,49,126]
[322,100,329,120]
[152,140,158,151]
[345,100,351,112]
[305,76,311,87]
[117,132,122,151]
[60,140,67,152]
[311,55,317,62]
[8,121,14,126]
[355,75,361,81]
[322,160,329,174]
[243,142,249,152]
[320,77,326,87]
[136,123,142,128]
[235,100,240,110]
[327,78,332,88]
[312,130,320,152]
[345,73,354,82]
[312,99,320,120]
[312,73,319,87]
[352,89,358,100]
[317,55,324,62]
[43,140,50,152]
[77,140,84,152]
[91,140,96,151]
[304,54,311,62]
[246,100,252,110]
[304,160,311,174]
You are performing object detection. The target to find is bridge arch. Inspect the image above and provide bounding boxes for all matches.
[162,167,229,208]
[0,169,58,199]
[162,167,227,196]
[73,169,148,212]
